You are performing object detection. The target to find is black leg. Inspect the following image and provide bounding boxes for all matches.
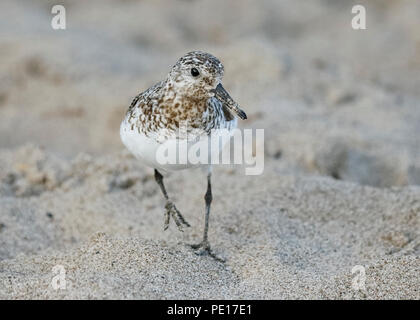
[154,169,168,200]
[191,168,225,262]
[203,171,212,243]
[154,169,190,231]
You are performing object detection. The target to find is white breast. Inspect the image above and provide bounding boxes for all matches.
[120,117,237,173]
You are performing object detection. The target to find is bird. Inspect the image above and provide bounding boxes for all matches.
[120,51,247,260]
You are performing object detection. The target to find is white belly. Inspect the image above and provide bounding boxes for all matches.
[120,118,237,172]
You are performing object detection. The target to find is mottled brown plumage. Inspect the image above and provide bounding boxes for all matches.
[125,51,239,138]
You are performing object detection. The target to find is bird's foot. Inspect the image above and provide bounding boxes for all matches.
[164,200,191,232]
[190,241,225,263]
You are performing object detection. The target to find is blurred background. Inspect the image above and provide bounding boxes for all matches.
[1,0,420,187]
[0,1,419,299]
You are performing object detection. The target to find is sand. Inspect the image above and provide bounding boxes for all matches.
[0,0,419,299]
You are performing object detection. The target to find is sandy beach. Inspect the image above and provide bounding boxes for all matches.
[0,0,419,299]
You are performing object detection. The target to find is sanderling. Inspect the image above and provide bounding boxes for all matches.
[120,51,247,260]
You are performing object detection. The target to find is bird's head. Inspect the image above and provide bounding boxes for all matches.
[168,51,247,120]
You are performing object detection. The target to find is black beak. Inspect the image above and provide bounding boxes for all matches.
[211,83,247,120]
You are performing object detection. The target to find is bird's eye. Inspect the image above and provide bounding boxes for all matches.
[190,68,200,77]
